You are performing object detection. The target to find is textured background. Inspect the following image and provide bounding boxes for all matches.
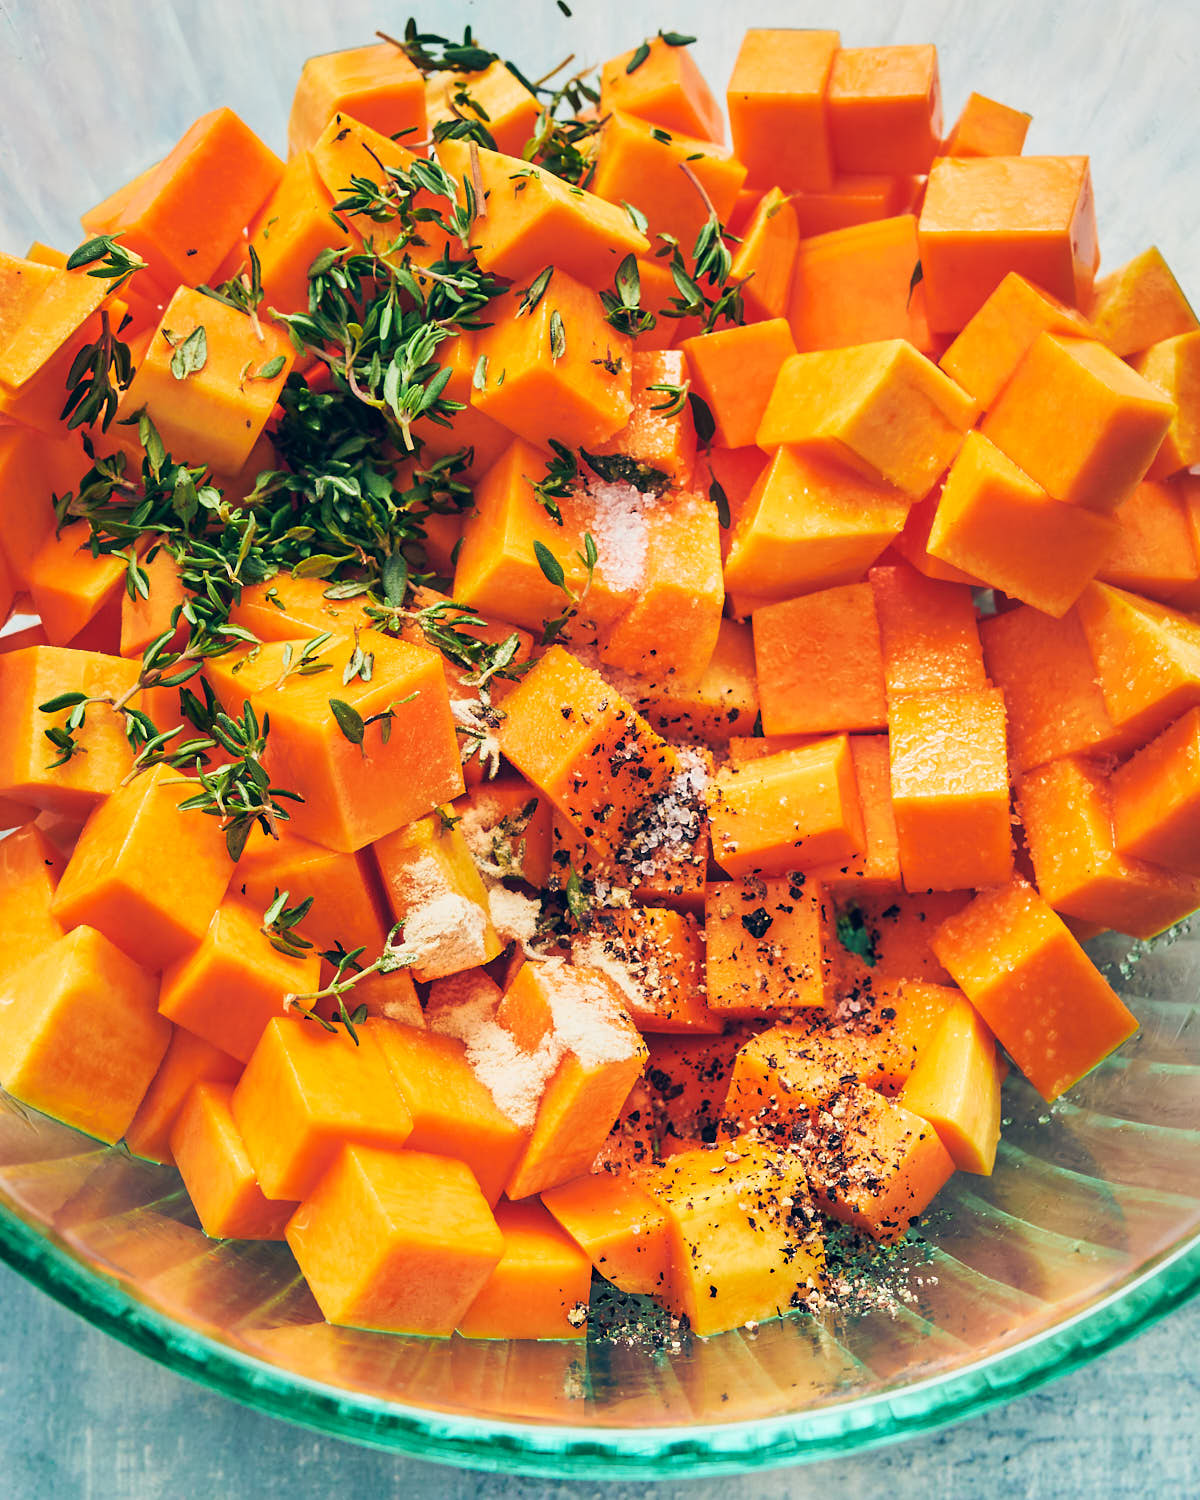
[2,1264,1196,1496]
[0,3,1198,1495]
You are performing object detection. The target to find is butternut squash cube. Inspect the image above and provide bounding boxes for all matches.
[51,762,234,971]
[981,334,1175,512]
[931,879,1137,1102]
[727,28,841,192]
[286,1145,503,1335]
[288,42,426,157]
[471,274,632,451]
[122,286,294,474]
[171,1082,296,1240]
[756,341,977,499]
[0,925,169,1144]
[457,1199,592,1339]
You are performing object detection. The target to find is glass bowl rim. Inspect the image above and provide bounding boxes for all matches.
[1,1189,1197,1478]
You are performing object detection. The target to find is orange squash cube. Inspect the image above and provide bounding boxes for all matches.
[981,334,1175,513]
[899,1004,1003,1174]
[1085,246,1199,358]
[373,811,503,982]
[704,875,837,1012]
[980,602,1134,775]
[1018,755,1200,939]
[891,488,986,588]
[753,583,888,735]
[95,107,282,293]
[371,1022,527,1204]
[288,41,426,156]
[409,328,522,484]
[729,187,799,322]
[791,173,908,239]
[591,111,746,251]
[632,617,759,744]
[25,523,127,646]
[124,1027,242,1165]
[802,1084,956,1240]
[437,138,650,291]
[502,960,647,1199]
[158,898,320,1063]
[600,35,725,143]
[1132,331,1200,477]
[788,214,934,356]
[869,560,986,702]
[1076,581,1200,748]
[931,879,1137,1102]
[51,762,234,971]
[938,271,1096,410]
[681,319,797,449]
[541,1172,670,1298]
[725,448,907,604]
[644,1136,825,1334]
[0,824,64,984]
[471,274,633,451]
[171,1082,295,1240]
[827,45,942,176]
[250,627,464,853]
[944,93,1031,158]
[574,905,715,1033]
[599,490,724,689]
[425,60,541,157]
[727,28,841,192]
[496,646,682,864]
[917,155,1097,332]
[757,341,977,499]
[889,688,1012,892]
[452,438,593,634]
[1111,709,1200,875]
[239,149,349,318]
[456,1199,592,1339]
[809,734,902,893]
[0,646,141,817]
[1097,478,1200,608]
[121,286,294,473]
[707,736,866,879]
[236,828,388,960]
[0,925,169,1143]
[928,430,1120,616]
[229,1017,414,1202]
[286,1145,503,1335]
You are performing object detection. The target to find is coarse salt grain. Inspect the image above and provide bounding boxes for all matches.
[586,479,656,595]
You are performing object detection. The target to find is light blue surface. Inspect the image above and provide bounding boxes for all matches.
[1,1262,1196,1496]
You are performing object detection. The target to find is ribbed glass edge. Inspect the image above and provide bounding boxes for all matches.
[1,1199,1197,1479]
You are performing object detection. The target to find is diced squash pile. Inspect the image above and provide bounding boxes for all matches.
[0,19,1195,1345]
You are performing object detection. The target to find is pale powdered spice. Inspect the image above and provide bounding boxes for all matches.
[586,479,655,595]
[571,935,647,1016]
[391,854,491,977]
[429,986,561,1131]
[487,883,541,947]
[427,956,638,1128]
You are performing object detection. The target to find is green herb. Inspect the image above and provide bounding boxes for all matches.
[382,21,498,75]
[907,260,924,307]
[261,889,317,959]
[528,439,578,523]
[659,30,697,46]
[536,531,598,646]
[579,449,672,495]
[285,921,418,1042]
[329,696,366,745]
[626,41,651,74]
[173,700,301,860]
[836,905,878,967]
[710,473,730,528]
[621,200,649,235]
[169,325,208,381]
[600,253,656,337]
[549,308,567,361]
[654,164,748,333]
[65,232,148,291]
[61,309,134,432]
[517,265,554,317]
[646,378,689,416]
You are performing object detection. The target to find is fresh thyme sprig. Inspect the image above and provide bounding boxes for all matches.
[284,921,417,1044]
[534,531,599,646]
[61,310,134,432]
[173,700,301,859]
[65,232,149,291]
[600,254,655,338]
[654,165,748,333]
[261,889,317,959]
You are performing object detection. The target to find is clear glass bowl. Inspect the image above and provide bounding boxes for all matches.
[1,0,1198,1479]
